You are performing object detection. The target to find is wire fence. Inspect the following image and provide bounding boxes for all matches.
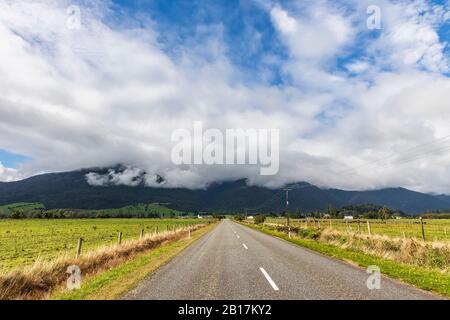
[265,217,450,241]
[0,218,210,273]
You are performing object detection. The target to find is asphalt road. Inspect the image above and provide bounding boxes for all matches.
[123,220,441,300]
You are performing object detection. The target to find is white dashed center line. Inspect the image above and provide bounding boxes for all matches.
[242,243,248,250]
[236,235,240,239]
[260,267,279,291]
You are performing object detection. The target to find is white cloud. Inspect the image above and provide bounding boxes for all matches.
[270,7,298,34]
[85,166,164,187]
[270,2,354,62]
[365,0,449,72]
[0,162,23,182]
[85,172,110,187]
[345,60,370,74]
[0,0,450,194]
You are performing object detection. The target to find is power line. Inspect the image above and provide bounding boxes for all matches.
[245,183,315,212]
[337,134,450,176]
[375,144,450,170]
[341,135,450,174]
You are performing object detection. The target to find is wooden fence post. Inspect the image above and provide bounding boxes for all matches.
[76,238,83,259]
[367,221,372,236]
[140,228,144,240]
[358,220,361,234]
[118,232,122,245]
[420,217,425,241]
[329,219,332,228]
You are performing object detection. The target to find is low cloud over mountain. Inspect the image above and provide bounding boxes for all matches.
[0,1,449,193]
[2,167,450,215]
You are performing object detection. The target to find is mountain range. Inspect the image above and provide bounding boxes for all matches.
[1,166,450,215]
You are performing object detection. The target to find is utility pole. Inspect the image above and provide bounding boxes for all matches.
[283,189,291,237]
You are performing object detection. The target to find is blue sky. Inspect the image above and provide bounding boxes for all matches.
[0,149,29,168]
[107,0,450,79]
[109,0,288,85]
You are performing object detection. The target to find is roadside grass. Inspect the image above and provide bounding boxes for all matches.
[244,223,450,298]
[51,223,215,300]
[319,228,450,270]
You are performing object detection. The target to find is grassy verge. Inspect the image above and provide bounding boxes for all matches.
[243,223,450,298]
[51,223,215,300]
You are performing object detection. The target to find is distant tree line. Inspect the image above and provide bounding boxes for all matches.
[420,213,450,219]
[1,202,414,220]
[233,214,266,224]
[278,204,406,220]
[325,204,406,219]
[259,206,399,219]
[233,204,408,220]
[426,209,450,213]
[0,208,194,219]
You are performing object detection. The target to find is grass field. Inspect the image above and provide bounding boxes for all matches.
[0,202,45,215]
[265,217,450,241]
[0,218,207,273]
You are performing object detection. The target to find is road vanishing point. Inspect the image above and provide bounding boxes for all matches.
[123,220,440,300]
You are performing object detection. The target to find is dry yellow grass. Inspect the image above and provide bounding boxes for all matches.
[319,228,450,271]
[0,225,206,300]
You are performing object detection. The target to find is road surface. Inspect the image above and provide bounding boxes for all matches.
[123,220,441,300]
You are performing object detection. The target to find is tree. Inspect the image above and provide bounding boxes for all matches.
[378,206,391,220]
[364,211,378,219]
[293,208,304,218]
[10,209,25,219]
[42,210,54,219]
[326,204,338,217]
